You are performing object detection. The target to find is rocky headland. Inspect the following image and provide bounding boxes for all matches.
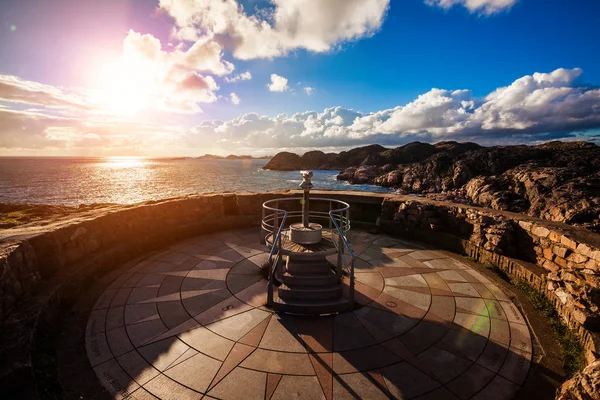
[264,141,600,232]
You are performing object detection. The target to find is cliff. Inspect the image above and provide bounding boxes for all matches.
[266,141,600,231]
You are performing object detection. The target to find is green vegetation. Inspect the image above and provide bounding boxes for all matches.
[483,262,511,282]
[484,263,585,378]
[0,210,31,228]
[513,279,586,377]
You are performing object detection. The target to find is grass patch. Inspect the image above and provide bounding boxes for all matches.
[513,280,586,377]
[483,262,511,283]
[0,210,31,228]
[484,263,585,378]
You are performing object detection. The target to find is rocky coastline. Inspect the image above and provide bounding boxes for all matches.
[265,141,600,232]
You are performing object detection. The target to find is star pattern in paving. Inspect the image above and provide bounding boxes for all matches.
[86,228,532,400]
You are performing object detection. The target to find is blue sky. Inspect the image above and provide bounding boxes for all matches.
[0,0,599,156]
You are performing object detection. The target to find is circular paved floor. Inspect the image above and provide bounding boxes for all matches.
[86,228,533,400]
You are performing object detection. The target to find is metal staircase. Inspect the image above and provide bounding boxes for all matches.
[262,179,355,315]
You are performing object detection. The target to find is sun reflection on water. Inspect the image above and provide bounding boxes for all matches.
[102,156,148,169]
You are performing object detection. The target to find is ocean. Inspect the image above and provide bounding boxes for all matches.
[0,157,392,206]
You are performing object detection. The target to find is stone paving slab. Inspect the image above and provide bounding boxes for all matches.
[86,227,533,399]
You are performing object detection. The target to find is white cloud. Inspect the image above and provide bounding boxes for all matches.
[184,68,600,151]
[0,107,185,154]
[0,75,89,110]
[230,92,240,105]
[82,0,390,114]
[425,0,518,15]
[268,74,289,92]
[2,68,599,154]
[117,30,224,113]
[158,0,390,59]
[304,86,315,95]
[224,71,252,83]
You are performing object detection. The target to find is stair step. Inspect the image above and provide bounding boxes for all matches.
[273,297,352,315]
[278,283,342,301]
[281,272,339,286]
[286,258,335,274]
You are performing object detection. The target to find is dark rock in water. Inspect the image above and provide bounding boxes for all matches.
[349,165,380,184]
[336,167,356,181]
[265,140,600,231]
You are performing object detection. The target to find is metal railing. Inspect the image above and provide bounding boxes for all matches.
[329,209,355,304]
[262,197,355,307]
[262,197,351,237]
[266,211,287,305]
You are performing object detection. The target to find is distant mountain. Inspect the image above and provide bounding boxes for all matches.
[198,154,272,160]
[264,141,600,232]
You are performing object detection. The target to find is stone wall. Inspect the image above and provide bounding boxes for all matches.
[0,241,40,318]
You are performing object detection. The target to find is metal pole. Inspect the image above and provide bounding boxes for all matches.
[274,203,278,235]
[337,231,344,279]
[303,188,310,228]
[300,171,313,228]
[349,258,355,305]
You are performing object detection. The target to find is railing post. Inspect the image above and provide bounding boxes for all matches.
[274,202,279,236]
[349,258,355,305]
[336,227,344,279]
[267,276,273,305]
[260,206,266,245]
[277,230,283,280]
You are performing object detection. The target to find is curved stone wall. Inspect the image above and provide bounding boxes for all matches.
[0,190,599,398]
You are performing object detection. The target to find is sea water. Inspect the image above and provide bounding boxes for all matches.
[0,157,392,206]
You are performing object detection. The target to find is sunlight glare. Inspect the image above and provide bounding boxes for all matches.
[93,59,155,115]
[102,156,147,169]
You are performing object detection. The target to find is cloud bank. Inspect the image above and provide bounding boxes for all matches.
[186,68,600,151]
[0,75,89,110]
[1,68,599,154]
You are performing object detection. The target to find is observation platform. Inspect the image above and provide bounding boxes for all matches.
[85,227,533,400]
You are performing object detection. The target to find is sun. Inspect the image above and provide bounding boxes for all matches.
[93,59,154,115]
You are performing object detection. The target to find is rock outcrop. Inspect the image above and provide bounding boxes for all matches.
[263,144,386,170]
[557,359,600,399]
[265,141,600,231]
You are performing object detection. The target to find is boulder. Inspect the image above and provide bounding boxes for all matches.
[557,359,600,400]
